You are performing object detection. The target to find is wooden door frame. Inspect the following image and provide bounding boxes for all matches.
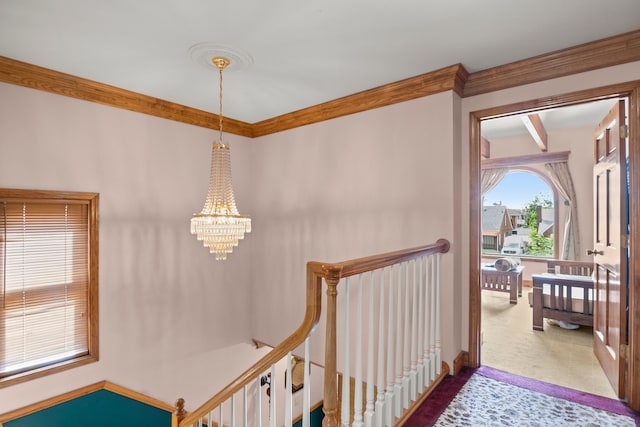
[468,81,640,411]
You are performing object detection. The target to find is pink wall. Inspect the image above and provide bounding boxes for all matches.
[1,58,638,415]
[0,82,262,412]
[248,92,458,365]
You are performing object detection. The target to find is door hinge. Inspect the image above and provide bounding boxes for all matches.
[622,234,629,249]
[620,344,628,361]
[621,125,629,139]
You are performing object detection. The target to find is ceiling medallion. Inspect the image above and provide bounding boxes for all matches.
[188,42,253,72]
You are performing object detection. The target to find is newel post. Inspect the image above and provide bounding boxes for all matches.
[323,266,342,427]
[172,398,186,427]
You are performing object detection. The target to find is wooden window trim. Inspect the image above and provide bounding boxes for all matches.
[0,188,99,388]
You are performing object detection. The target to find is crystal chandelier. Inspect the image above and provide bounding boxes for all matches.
[191,57,251,260]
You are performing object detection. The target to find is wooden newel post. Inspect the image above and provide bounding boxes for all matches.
[173,397,186,427]
[323,267,341,427]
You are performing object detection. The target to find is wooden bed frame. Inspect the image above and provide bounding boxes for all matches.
[531,260,594,331]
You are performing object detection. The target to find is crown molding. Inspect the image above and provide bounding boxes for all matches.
[464,29,640,97]
[0,55,254,138]
[1,30,639,138]
[251,63,468,137]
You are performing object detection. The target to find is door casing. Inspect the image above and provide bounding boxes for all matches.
[468,81,640,411]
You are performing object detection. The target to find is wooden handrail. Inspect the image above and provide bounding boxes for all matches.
[308,239,451,280]
[179,238,450,427]
[179,264,324,425]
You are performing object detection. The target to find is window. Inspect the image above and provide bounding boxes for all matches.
[0,189,98,387]
[482,171,556,258]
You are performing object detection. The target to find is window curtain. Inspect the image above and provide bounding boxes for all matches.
[481,168,509,199]
[545,162,580,260]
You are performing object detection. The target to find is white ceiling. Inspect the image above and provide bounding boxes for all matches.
[481,99,620,140]
[1,1,639,124]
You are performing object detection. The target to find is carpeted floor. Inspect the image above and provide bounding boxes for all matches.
[404,366,640,426]
[481,288,616,399]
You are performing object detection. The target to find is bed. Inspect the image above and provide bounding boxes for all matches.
[529,260,594,331]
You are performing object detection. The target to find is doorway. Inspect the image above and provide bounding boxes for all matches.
[467,82,640,411]
[479,100,618,398]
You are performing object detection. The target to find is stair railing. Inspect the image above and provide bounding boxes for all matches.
[174,239,450,427]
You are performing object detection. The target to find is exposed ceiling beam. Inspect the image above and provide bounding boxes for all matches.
[521,114,548,151]
[481,137,490,159]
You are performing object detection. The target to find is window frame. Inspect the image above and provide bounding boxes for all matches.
[0,188,99,388]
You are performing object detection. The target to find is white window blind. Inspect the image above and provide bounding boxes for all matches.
[1,198,90,379]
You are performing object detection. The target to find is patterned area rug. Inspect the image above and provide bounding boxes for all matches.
[404,366,640,426]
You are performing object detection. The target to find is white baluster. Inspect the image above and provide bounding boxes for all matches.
[341,278,351,427]
[393,264,403,418]
[285,352,293,427]
[243,385,248,427]
[416,257,425,393]
[385,265,395,427]
[353,274,364,427]
[270,365,277,427]
[256,376,262,427]
[231,394,236,427]
[303,338,311,427]
[219,404,224,427]
[435,253,442,374]
[364,272,375,427]
[423,256,431,384]
[402,262,411,409]
[410,260,418,401]
[429,256,436,381]
[375,268,386,427]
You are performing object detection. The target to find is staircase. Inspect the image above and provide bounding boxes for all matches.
[0,239,451,427]
[174,239,451,427]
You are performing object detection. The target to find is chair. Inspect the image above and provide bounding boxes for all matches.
[529,260,594,331]
[546,259,594,276]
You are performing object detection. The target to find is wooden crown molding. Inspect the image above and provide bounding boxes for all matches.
[1,30,639,138]
[0,56,254,138]
[464,29,640,97]
[251,63,468,137]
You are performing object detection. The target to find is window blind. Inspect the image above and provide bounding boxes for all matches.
[1,199,89,378]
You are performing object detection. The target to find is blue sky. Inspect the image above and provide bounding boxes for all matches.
[483,171,552,210]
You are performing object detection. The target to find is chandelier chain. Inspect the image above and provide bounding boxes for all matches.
[218,65,223,142]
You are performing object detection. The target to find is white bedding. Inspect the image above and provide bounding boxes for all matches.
[527,284,593,313]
